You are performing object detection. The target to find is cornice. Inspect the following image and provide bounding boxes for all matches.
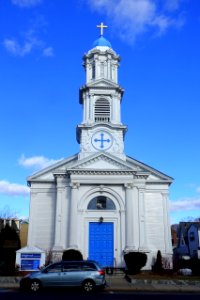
[66,169,148,178]
[77,123,127,130]
[83,48,120,60]
[80,84,124,93]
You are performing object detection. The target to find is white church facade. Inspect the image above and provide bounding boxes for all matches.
[26,25,173,269]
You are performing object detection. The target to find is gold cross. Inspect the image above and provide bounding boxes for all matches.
[97,22,108,36]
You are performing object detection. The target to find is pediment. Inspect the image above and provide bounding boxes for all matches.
[84,79,121,89]
[71,153,133,171]
[27,152,173,184]
[68,153,172,182]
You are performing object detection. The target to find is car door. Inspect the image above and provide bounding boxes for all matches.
[40,263,62,287]
[61,262,83,286]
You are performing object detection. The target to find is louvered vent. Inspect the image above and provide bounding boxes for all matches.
[95,98,110,122]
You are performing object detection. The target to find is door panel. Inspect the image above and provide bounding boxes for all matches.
[89,222,114,267]
[41,264,62,287]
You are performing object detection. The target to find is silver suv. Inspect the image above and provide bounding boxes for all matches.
[20,260,106,293]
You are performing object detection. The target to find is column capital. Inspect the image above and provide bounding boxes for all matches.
[70,182,80,189]
[124,183,134,189]
[162,191,169,197]
[55,175,68,188]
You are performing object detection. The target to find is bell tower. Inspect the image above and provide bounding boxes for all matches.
[77,23,127,160]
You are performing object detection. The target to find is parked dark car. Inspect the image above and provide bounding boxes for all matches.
[20,260,106,293]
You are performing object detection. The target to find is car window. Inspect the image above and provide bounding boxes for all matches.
[82,263,97,271]
[46,264,62,273]
[63,264,82,272]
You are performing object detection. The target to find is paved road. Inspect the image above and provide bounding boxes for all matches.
[1,288,200,300]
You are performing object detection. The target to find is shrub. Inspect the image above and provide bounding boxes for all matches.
[62,249,83,261]
[176,258,200,276]
[124,252,147,275]
[191,259,200,275]
[152,250,163,273]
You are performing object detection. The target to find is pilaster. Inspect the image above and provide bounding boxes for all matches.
[68,182,80,249]
[53,175,67,250]
[124,183,139,252]
[162,192,173,254]
[138,187,149,252]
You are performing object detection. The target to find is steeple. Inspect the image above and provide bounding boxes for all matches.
[77,24,127,160]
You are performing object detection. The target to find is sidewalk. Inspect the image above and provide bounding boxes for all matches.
[106,274,200,293]
[0,275,200,293]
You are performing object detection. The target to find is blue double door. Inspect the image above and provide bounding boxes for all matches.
[89,222,114,267]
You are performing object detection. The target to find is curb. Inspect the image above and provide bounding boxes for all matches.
[0,275,200,293]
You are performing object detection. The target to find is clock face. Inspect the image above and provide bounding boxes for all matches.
[91,131,113,151]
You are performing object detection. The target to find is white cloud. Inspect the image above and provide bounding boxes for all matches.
[3,26,43,57]
[196,186,200,193]
[12,0,42,8]
[170,198,200,212]
[0,180,29,196]
[3,38,37,57]
[3,28,54,57]
[3,14,53,57]
[164,0,183,11]
[18,154,62,170]
[86,0,185,44]
[43,46,54,57]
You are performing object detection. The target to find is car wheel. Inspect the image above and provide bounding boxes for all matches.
[82,280,95,293]
[30,280,41,292]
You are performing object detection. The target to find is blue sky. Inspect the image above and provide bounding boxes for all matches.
[0,0,200,224]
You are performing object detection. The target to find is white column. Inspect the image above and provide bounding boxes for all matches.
[115,62,118,83]
[107,57,111,80]
[89,94,93,123]
[86,93,90,123]
[138,189,148,251]
[83,97,86,123]
[117,95,121,123]
[162,192,173,254]
[125,183,133,249]
[111,94,121,124]
[53,176,66,250]
[132,185,139,250]
[94,58,98,79]
[124,184,139,251]
[62,180,71,249]
[68,182,80,249]
[110,96,115,123]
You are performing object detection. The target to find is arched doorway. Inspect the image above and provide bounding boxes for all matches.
[79,187,125,268]
[87,196,116,267]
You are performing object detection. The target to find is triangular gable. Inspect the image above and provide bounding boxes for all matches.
[86,78,120,89]
[27,152,173,183]
[71,152,134,171]
[69,153,172,182]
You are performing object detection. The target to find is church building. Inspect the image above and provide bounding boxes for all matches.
[26,24,173,269]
